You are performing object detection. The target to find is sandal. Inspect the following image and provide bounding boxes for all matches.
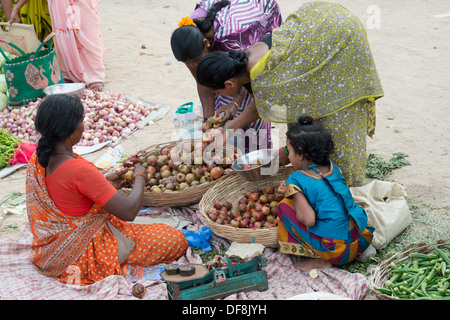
[88,82,104,92]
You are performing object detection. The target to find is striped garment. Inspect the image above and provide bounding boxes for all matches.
[194,0,282,52]
[192,0,282,150]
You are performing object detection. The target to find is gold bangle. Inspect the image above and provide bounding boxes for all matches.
[133,173,146,180]
[231,101,239,108]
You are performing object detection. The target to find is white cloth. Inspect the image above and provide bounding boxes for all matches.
[351,180,412,249]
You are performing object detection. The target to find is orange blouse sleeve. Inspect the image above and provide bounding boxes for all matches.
[75,160,118,207]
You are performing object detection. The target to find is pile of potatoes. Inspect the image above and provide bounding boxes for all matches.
[117,139,239,192]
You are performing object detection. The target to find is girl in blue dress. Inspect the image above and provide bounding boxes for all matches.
[277,116,375,267]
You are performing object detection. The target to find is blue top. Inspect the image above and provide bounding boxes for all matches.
[285,162,369,240]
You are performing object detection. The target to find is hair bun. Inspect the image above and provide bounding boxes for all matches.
[229,51,247,64]
[298,115,313,125]
[228,51,248,73]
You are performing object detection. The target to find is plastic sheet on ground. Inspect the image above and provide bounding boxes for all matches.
[0,205,370,300]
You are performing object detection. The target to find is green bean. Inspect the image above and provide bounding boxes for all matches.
[425,265,437,282]
[409,253,433,260]
[413,295,433,300]
[421,282,429,296]
[386,273,402,286]
[400,285,414,294]
[433,246,450,265]
[440,281,449,291]
[412,275,426,290]
[391,267,425,273]
[375,287,391,295]
[414,288,428,297]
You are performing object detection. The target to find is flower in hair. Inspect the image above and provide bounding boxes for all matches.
[178,16,197,27]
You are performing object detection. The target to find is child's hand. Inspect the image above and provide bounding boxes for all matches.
[278,147,290,166]
[276,181,286,196]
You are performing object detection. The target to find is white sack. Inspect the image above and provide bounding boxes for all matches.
[350,180,412,249]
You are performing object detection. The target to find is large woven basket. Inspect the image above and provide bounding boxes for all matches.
[199,166,295,248]
[369,241,450,300]
[119,140,239,207]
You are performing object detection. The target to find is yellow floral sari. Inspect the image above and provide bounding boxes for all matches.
[251,1,384,186]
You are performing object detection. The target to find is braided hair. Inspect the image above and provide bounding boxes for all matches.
[194,0,230,34]
[170,0,230,62]
[35,94,84,167]
[196,50,248,89]
[286,116,334,165]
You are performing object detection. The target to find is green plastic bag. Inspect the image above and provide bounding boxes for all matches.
[0,32,64,107]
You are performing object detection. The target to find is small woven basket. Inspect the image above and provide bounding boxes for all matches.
[199,166,295,248]
[369,241,450,300]
[119,140,239,207]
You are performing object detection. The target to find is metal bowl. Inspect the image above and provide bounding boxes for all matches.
[44,83,86,99]
[231,149,279,181]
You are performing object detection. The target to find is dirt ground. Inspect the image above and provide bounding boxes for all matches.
[1,0,449,248]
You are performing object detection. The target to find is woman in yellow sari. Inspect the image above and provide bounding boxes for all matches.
[196,1,384,186]
[8,0,52,42]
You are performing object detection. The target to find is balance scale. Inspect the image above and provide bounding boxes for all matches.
[160,242,269,300]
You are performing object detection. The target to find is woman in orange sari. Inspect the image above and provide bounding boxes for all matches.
[26,94,187,286]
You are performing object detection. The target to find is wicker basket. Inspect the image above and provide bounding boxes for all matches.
[369,241,450,300]
[199,166,295,248]
[118,140,240,207]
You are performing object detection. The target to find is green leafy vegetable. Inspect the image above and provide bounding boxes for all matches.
[0,129,19,169]
[366,152,410,180]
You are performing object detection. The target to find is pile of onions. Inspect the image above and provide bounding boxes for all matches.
[0,89,158,147]
[0,98,41,143]
[78,90,158,146]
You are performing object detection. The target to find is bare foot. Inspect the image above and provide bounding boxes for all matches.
[88,82,104,92]
[292,257,332,271]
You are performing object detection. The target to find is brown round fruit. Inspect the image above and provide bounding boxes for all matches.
[210,166,224,179]
[265,185,274,194]
[132,283,146,299]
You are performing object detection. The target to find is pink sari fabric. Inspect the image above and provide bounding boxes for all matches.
[47,0,105,85]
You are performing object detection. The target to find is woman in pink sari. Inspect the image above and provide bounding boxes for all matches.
[47,0,105,91]
[9,0,105,90]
